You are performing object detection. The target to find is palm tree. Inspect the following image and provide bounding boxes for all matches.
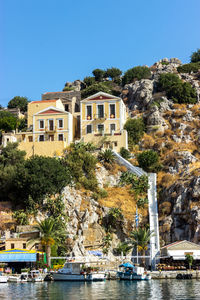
[130,227,154,267]
[28,218,60,267]
[98,149,115,164]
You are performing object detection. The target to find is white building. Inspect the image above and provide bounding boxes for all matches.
[161,240,200,260]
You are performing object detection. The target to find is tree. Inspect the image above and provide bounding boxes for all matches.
[92,69,106,82]
[98,149,115,164]
[130,227,154,266]
[0,142,26,167]
[114,242,132,256]
[137,150,160,172]
[185,254,193,270]
[105,67,122,81]
[81,82,111,99]
[124,118,145,145]
[191,49,200,63]
[28,218,63,267]
[0,111,17,132]
[21,156,71,205]
[83,76,96,87]
[122,66,151,85]
[8,96,28,112]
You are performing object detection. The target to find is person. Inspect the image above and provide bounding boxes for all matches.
[44,267,48,273]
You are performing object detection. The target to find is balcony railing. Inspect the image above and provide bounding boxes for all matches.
[45,126,57,133]
[93,113,107,120]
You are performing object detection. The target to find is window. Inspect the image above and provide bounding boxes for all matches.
[75,103,79,112]
[114,142,118,147]
[97,105,104,118]
[28,136,33,142]
[58,119,63,128]
[49,120,54,131]
[23,243,26,249]
[11,243,14,249]
[110,104,115,118]
[39,120,44,129]
[39,135,44,142]
[86,105,92,119]
[110,124,116,133]
[58,134,64,141]
[65,104,69,112]
[35,243,39,250]
[86,125,92,134]
[97,124,104,133]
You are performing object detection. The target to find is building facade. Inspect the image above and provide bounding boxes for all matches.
[80,92,128,151]
[15,99,74,157]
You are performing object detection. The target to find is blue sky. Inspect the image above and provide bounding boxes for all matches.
[1,0,200,107]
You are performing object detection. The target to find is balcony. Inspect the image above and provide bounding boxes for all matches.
[45,126,57,133]
[93,113,107,120]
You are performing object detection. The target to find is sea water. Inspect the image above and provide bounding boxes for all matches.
[0,280,200,300]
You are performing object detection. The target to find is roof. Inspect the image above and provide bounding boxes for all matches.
[81,91,121,102]
[30,100,58,104]
[0,249,37,262]
[43,91,71,94]
[34,106,69,116]
[162,240,200,251]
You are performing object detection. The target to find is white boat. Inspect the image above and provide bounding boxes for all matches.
[28,270,43,282]
[0,274,8,283]
[52,262,106,281]
[117,263,151,281]
[8,275,21,282]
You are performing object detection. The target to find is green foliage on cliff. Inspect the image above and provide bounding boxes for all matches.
[191,49,200,63]
[122,66,151,85]
[63,142,98,191]
[124,118,145,146]
[120,172,149,195]
[92,69,106,81]
[137,150,161,172]
[177,62,200,74]
[157,73,197,104]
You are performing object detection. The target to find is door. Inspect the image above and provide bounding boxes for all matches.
[49,120,54,131]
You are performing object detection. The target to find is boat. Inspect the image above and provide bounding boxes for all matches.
[8,275,21,282]
[117,263,151,281]
[52,261,106,281]
[0,273,8,283]
[27,270,43,282]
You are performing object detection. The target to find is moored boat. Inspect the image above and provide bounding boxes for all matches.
[52,262,106,281]
[28,270,43,282]
[0,273,8,283]
[8,275,21,282]
[117,263,151,281]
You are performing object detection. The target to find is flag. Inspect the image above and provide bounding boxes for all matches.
[135,205,139,228]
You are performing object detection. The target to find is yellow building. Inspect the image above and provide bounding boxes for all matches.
[15,99,74,157]
[80,92,128,151]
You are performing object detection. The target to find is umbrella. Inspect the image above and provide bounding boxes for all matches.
[119,262,135,268]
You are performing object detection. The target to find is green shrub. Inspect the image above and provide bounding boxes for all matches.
[124,118,145,145]
[161,61,169,65]
[137,150,161,172]
[120,172,149,195]
[98,188,108,198]
[177,62,200,74]
[157,73,197,104]
[122,66,151,85]
[120,147,131,160]
[62,86,74,92]
[13,210,29,225]
[137,197,148,208]
[191,49,200,63]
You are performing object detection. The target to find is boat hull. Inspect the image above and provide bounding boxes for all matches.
[53,272,105,281]
[0,276,8,283]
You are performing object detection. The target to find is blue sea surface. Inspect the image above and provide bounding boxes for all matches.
[0,280,200,300]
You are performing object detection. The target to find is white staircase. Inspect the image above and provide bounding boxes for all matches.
[113,152,160,269]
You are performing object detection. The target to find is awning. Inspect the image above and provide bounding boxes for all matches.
[0,249,37,262]
[119,262,135,268]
